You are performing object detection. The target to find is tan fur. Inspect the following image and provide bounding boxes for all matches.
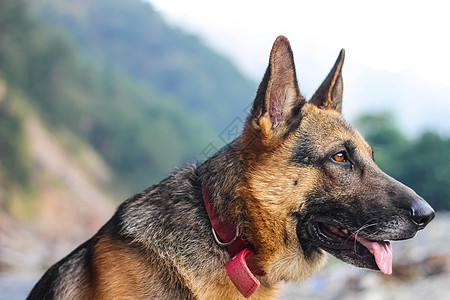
[89,235,280,300]
[89,236,156,299]
[190,274,280,300]
[239,118,323,282]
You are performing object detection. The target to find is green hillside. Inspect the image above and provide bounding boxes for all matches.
[32,0,256,129]
[0,0,256,196]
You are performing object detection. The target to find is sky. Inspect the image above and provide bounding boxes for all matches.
[149,0,450,134]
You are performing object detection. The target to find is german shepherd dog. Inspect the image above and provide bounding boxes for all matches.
[28,36,435,299]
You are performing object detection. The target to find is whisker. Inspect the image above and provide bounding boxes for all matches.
[352,222,380,252]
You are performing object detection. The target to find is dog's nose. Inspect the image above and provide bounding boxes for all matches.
[410,198,435,229]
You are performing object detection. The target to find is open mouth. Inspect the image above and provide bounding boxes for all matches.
[308,220,393,275]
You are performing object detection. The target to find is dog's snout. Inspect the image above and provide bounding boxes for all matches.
[389,180,435,230]
[410,198,435,229]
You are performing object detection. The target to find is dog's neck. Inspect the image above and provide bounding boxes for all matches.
[199,137,267,297]
[197,138,244,227]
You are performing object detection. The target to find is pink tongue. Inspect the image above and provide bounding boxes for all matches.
[356,237,393,275]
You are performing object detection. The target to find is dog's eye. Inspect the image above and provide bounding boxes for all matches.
[333,152,347,163]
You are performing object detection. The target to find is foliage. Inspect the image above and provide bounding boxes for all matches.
[0,0,32,193]
[0,0,225,193]
[32,0,256,130]
[0,91,30,188]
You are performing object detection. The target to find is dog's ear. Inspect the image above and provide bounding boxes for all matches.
[309,49,345,113]
[245,36,305,146]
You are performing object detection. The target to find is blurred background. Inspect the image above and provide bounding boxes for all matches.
[0,0,449,298]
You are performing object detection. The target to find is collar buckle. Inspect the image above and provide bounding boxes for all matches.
[212,226,240,247]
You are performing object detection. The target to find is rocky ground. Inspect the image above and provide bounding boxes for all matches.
[1,210,449,299]
[0,115,115,299]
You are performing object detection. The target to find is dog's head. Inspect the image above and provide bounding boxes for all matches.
[239,36,434,281]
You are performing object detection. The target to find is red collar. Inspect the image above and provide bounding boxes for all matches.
[202,184,265,298]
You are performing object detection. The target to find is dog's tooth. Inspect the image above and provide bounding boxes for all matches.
[369,249,374,254]
[341,228,349,235]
